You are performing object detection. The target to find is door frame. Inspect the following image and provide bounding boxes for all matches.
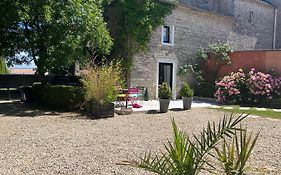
[156,59,177,99]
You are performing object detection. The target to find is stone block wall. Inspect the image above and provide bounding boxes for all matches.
[229,0,274,50]
[264,0,281,48]
[130,0,275,99]
[179,0,234,16]
[130,6,234,99]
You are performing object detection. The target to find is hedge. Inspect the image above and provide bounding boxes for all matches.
[32,83,84,109]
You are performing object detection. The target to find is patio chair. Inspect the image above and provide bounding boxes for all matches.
[127,87,143,106]
[135,86,145,102]
[115,86,127,107]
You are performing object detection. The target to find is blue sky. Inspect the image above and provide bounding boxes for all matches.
[9,52,36,68]
[12,61,36,68]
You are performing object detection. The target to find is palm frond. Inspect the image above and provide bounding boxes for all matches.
[215,125,260,175]
[133,113,249,175]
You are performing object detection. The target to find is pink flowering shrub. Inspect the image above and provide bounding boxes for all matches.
[247,69,273,101]
[214,69,245,103]
[269,77,281,96]
[215,68,281,104]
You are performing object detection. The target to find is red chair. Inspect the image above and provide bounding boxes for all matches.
[127,87,141,106]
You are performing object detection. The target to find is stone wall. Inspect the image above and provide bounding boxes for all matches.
[264,0,281,48]
[130,6,234,99]
[130,0,275,99]
[178,0,234,16]
[229,0,274,50]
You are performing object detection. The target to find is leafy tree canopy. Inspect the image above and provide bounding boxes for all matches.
[0,58,8,74]
[0,0,113,75]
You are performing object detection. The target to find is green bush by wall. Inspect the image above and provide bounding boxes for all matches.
[32,83,84,109]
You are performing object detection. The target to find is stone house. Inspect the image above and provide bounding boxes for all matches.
[129,0,280,99]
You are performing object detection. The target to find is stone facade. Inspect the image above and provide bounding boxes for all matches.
[265,0,281,48]
[178,0,234,16]
[130,0,276,99]
[230,0,274,50]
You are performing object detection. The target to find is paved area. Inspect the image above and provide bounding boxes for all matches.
[116,99,220,112]
[117,100,281,113]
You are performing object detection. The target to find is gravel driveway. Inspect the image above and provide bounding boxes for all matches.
[0,101,280,175]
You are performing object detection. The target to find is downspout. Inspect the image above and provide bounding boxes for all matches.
[273,8,278,49]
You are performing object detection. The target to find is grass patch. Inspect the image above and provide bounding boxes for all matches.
[0,88,17,91]
[211,106,281,119]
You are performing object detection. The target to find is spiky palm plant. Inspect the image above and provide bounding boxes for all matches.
[215,126,259,175]
[133,114,249,175]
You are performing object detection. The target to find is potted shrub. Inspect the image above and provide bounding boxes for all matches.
[80,61,123,119]
[179,83,193,110]
[158,82,172,113]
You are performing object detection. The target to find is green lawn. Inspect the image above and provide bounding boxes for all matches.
[211,106,281,119]
[0,88,17,91]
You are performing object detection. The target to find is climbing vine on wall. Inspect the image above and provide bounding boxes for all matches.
[178,42,233,97]
[105,0,176,67]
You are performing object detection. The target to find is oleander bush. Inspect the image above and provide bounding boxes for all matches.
[215,68,281,106]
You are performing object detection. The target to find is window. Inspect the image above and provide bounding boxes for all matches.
[163,26,170,43]
[161,25,174,45]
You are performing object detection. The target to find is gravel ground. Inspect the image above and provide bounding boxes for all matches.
[0,101,280,175]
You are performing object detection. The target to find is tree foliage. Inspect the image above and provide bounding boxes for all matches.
[0,58,8,74]
[0,0,113,75]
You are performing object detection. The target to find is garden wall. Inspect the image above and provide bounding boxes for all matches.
[218,50,281,77]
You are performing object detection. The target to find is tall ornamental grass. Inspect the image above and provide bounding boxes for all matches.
[80,60,124,104]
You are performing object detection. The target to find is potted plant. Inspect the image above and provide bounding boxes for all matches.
[179,83,193,110]
[80,61,123,119]
[158,82,172,113]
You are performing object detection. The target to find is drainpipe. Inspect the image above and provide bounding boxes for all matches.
[273,8,278,49]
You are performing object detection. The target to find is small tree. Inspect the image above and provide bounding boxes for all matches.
[0,0,113,75]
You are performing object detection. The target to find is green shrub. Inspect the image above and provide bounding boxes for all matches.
[270,98,281,109]
[194,82,215,98]
[178,42,233,98]
[215,126,259,175]
[179,83,193,97]
[80,60,124,104]
[32,83,46,102]
[32,83,84,109]
[158,82,172,99]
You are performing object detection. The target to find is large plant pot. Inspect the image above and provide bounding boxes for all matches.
[89,102,114,119]
[182,96,192,110]
[159,99,170,113]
